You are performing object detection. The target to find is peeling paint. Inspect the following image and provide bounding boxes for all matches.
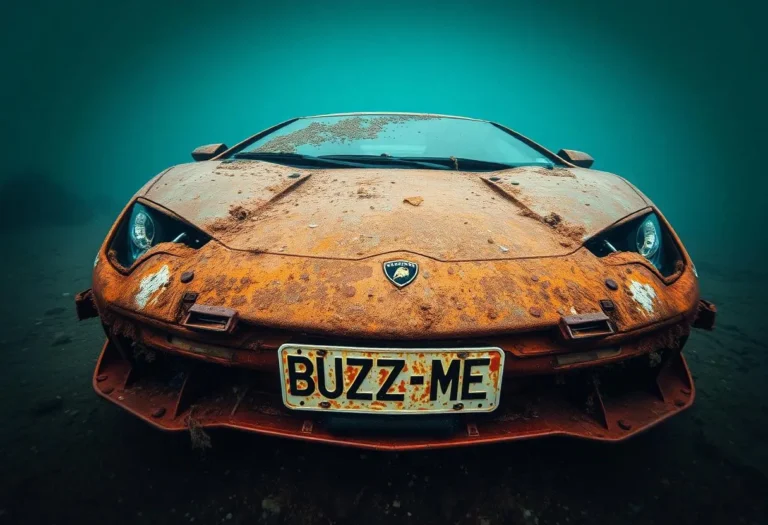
[135,265,170,309]
[629,280,656,314]
[144,158,648,261]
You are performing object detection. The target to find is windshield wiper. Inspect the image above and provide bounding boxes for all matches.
[318,155,451,170]
[234,152,554,171]
[233,152,374,168]
[398,157,555,171]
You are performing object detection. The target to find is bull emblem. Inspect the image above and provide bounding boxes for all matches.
[392,267,410,280]
[383,260,419,288]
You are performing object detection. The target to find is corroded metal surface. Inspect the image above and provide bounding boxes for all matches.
[93,240,699,339]
[141,162,648,260]
[91,335,697,450]
[82,112,715,448]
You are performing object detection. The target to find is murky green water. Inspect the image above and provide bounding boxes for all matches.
[1,0,766,268]
[0,1,766,523]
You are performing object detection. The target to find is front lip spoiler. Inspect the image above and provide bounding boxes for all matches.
[92,338,695,451]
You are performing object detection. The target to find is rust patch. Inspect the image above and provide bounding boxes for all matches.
[205,173,311,239]
[527,166,575,178]
[403,196,424,206]
[356,185,378,199]
[229,205,249,221]
[543,212,562,227]
[252,115,439,154]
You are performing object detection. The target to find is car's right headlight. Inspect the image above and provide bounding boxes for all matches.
[129,204,157,261]
[109,201,210,268]
[585,211,683,277]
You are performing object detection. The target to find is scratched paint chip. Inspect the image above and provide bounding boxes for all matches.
[135,265,171,309]
[629,280,656,314]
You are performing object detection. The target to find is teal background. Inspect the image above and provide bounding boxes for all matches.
[1,0,765,269]
[2,4,768,522]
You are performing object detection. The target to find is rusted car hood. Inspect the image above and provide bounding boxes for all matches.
[143,160,649,261]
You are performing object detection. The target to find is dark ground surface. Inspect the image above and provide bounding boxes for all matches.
[1,218,767,525]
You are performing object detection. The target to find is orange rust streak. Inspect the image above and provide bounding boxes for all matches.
[94,232,698,342]
[489,354,501,374]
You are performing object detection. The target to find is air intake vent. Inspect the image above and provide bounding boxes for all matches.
[182,304,238,333]
[558,312,615,340]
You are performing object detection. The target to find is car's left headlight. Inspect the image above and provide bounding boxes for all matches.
[585,211,683,277]
[109,201,210,269]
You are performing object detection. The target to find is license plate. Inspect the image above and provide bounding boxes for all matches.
[278,345,504,414]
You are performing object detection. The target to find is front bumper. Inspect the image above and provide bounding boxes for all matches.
[92,325,696,451]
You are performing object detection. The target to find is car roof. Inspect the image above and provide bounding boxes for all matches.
[302,112,489,122]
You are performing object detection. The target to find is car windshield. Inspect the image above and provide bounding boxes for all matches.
[234,114,556,168]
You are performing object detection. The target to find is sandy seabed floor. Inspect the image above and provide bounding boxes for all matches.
[0,218,766,525]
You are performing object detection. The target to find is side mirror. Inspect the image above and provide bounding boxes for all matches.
[191,143,228,162]
[557,149,594,169]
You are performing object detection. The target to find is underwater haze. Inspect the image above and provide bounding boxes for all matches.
[1,0,767,269]
[1,1,767,524]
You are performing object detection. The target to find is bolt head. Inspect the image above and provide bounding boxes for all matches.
[599,299,616,312]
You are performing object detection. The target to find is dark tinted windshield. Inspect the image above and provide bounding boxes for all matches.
[237,114,555,166]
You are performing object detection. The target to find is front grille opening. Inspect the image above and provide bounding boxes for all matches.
[326,414,459,437]
[107,331,684,439]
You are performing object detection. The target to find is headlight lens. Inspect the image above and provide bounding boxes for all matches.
[585,211,682,277]
[109,201,210,268]
[130,205,156,257]
[636,214,660,259]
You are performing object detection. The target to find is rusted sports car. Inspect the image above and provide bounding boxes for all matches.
[76,112,716,450]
